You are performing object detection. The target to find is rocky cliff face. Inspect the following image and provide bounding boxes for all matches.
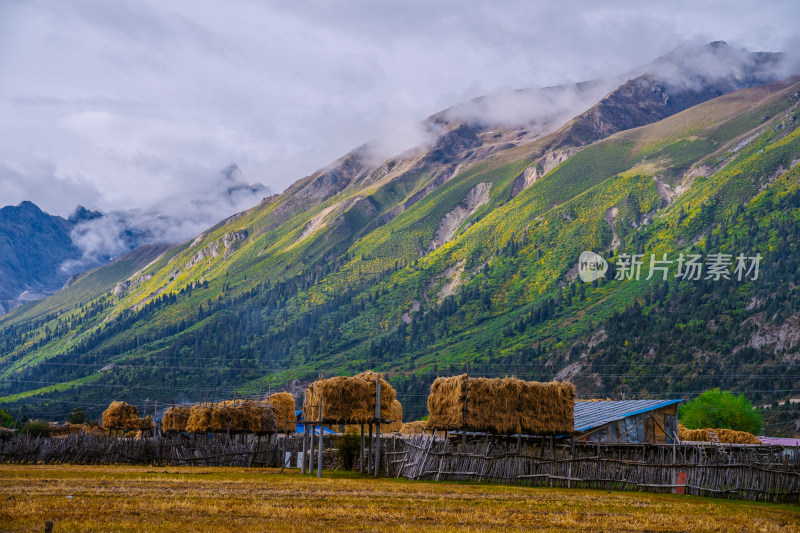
[0,202,82,315]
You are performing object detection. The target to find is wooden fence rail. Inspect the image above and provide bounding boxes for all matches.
[0,433,315,468]
[388,435,800,504]
[4,433,800,503]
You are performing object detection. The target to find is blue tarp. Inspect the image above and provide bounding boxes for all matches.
[294,410,338,435]
[295,423,338,436]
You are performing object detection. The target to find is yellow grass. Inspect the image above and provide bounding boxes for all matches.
[1,465,798,532]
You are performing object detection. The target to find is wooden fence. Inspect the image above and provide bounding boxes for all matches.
[4,432,800,503]
[0,433,325,468]
[386,434,800,504]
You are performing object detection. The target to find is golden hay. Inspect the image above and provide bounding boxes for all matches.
[101,401,152,430]
[399,420,429,435]
[102,401,138,429]
[186,405,213,433]
[303,371,396,423]
[185,401,276,434]
[209,403,262,433]
[162,406,192,432]
[678,423,762,444]
[346,399,403,433]
[137,415,154,432]
[426,375,575,435]
[267,392,296,432]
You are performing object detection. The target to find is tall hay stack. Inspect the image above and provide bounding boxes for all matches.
[183,400,278,434]
[209,402,263,433]
[186,405,213,433]
[678,423,762,444]
[163,406,192,432]
[345,399,403,433]
[102,401,153,431]
[303,371,396,423]
[426,375,575,435]
[267,392,296,432]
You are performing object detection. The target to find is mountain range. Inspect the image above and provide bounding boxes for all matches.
[2,42,800,433]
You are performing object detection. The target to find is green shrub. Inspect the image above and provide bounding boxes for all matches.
[67,408,88,425]
[679,389,762,434]
[19,420,51,438]
[335,431,361,470]
[0,408,15,429]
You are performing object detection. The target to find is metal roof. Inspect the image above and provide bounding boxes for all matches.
[574,399,682,432]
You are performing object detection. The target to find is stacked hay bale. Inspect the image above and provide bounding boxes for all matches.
[186,405,213,433]
[102,401,153,433]
[303,371,396,423]
[346,399,403,433]
[209,402,262,433]
[678,423,762,444]
[399,420,428,435]
[267,392,296,432]
[137,415,154,432]
[184,400,277,434]
[163,406,192,432]
[426,375,575,435]
[102,401,139,429]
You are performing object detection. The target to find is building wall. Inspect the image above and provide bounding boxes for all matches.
[577,404,678,444]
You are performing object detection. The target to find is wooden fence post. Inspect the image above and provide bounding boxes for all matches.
[360,423,365,474]
[317,397,323,477]
[375,376,381,477]
[301,423,307,474]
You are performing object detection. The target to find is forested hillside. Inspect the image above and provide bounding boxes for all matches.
[2,46,799,432]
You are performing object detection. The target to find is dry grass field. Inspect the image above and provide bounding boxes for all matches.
[1,465,798,532]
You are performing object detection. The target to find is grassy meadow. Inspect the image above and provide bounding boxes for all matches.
[1,465,798,532]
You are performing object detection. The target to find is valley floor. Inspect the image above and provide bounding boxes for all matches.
[1,465,798,532]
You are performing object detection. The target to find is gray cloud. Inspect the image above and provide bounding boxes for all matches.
[1,1,798,244]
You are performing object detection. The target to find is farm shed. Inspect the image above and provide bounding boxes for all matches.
[574,400,681,444]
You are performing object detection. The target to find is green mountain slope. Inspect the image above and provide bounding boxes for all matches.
[2,70,800,429]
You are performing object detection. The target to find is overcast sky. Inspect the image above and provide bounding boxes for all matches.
[1,0,799,223]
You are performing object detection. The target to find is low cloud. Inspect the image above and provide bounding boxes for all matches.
[60,164,268,274]
[440,78,621,131]
[0,1,798,259]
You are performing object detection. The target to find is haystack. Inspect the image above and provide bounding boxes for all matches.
[102,401,153,431]
[426,375,575,435]
[137,415,154,432]
[399,420,428,435]
[185,401,276,434]
[163,406,192,432]
[303,371,396,423]
[678,423,761,444]
[102,401,140,429]
[186,405,213,433]
[259,404,278,433]
[209,402,262,433]
[346,399,403,433]
[267,392,296,432]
